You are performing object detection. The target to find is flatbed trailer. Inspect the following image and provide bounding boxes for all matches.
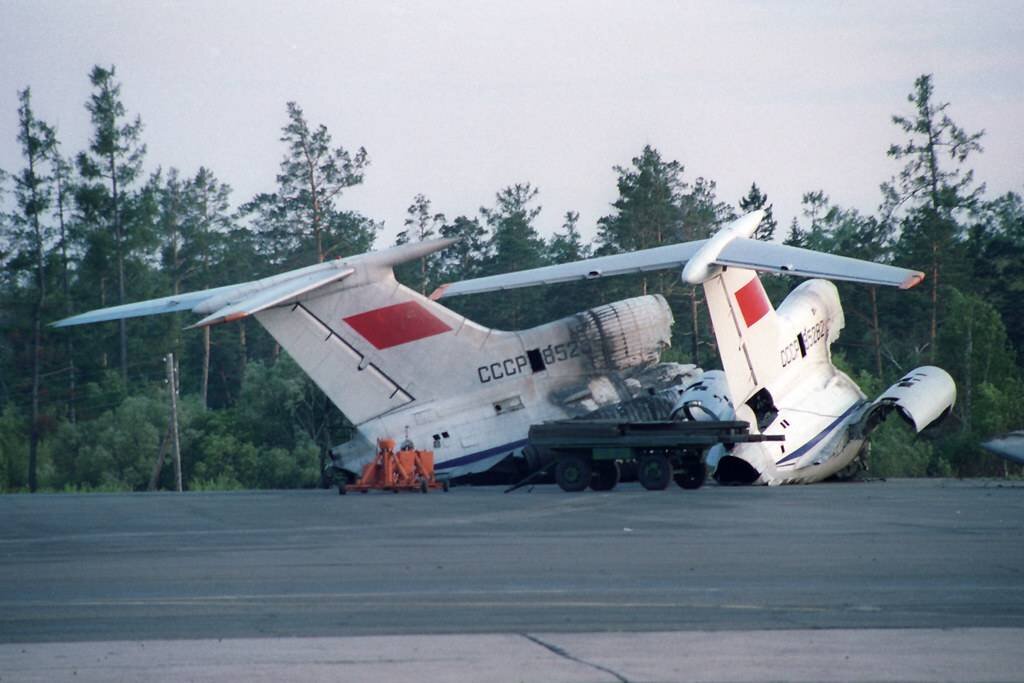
[522,419,783,492]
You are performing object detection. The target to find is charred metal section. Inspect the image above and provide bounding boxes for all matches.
[569,295,673,373]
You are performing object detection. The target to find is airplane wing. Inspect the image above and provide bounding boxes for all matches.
[53,262,354,328]
[432,212,923,299]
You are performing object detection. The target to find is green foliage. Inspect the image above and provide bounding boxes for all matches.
[241,101,376,265]
[883,74,985,219]
[0,404,28,491]
[48,389,167,490]
[181,357,327,490]
[474,183,549,329]
[737,182,777,241]
[188,474,244,492]
[598,145,686,253]
[395,193,446,294]
[869,419,939,478]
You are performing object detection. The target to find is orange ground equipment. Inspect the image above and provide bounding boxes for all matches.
[342,438,449,494]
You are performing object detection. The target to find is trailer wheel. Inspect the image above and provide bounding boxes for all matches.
[555,454,592,492]
[637,452,671,490]
[590,460,620,491]
[674,460,706,490]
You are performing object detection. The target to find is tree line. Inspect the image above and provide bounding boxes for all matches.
[1,68,1021,492]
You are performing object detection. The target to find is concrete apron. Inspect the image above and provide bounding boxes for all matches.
[1,628,1020,683]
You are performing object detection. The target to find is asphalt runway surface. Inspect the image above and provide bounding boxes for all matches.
[2,479,1023,681]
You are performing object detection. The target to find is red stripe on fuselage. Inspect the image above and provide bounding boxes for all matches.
[343,301,451,349]
[735,277,771,327]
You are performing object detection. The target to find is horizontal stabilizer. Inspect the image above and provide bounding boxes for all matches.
[432,241,705,299]
[716,240,922,289]
[432,211,924,299]
[190,267,354,328]
[52,238,458,329]
[51,285,239,327]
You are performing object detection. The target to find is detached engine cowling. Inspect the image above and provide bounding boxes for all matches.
[670,370,735,422]
[860,366,956,434]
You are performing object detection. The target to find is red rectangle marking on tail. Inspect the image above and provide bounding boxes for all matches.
[344,301,452,350]
[735,277,771,327]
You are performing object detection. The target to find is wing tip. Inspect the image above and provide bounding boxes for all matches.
[428,283,450,301]
[900,271,925,290]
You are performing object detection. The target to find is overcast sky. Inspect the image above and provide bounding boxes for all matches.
[2,1,1022,247]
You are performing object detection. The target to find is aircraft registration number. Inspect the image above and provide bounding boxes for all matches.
[780,320,828,368]
[477,341,582,383]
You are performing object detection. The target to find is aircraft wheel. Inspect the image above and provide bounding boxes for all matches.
[637,452,671,491]
[338,484,347,495]
[674,460,706,490]
[555,454,592,492]
[590,460,620,491]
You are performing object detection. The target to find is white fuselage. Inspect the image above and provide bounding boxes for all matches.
[727,368,868,485]
[712,278,869,485]
[330,294,696,478]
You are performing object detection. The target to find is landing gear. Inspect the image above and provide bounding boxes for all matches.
[589,460,620,491]
[555,453,592,492]
[637,452,671,490]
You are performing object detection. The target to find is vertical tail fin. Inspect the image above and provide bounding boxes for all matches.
[256,271,506,426]
[702,268,782,408]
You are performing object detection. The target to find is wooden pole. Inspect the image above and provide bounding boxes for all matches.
[166,353,183,492]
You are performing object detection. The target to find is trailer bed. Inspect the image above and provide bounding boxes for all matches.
[522,419,783,492]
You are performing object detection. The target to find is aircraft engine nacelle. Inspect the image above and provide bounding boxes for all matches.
[571,295,673,372]
[669,369,735,422]
[859,366,956,435]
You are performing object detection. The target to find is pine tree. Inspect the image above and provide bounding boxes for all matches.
[548,211,590,263]
[48,139,77,422]
[737,182,777,241]
[76,65,150,384]
[883,74,984,362]
[597,146,685,255]
[277,101,368,263]
[597,145,687,307]
[395,194,446,293]
[544,211,599,319]
[8,88,58,491]
[437,215,488,280]
[479,183,547,329]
